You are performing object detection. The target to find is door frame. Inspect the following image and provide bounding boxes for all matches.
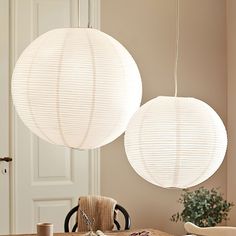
[0,0,10,234]
[9,0,101,233]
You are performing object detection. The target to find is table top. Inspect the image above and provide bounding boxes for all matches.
[1,229,173,236]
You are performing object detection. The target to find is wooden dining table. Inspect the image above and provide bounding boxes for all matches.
[0,229,174,236]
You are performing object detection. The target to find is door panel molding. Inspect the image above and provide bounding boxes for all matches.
[32,137,73,184]
[33,198,72,232]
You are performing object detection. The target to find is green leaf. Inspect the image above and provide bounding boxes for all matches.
[170,186,234,227]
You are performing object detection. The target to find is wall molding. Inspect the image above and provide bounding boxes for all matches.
[89,148,101,195]
[80,0,101,195]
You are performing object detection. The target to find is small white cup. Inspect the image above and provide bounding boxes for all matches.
[37,223,53,236]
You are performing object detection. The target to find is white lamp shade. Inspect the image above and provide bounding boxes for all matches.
[12,28,142,149]
[124,96,227,188]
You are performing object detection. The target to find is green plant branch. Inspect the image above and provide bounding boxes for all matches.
[170,187,234,227]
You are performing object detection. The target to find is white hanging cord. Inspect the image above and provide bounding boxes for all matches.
[174,0,180,97]
[88,0,92,28]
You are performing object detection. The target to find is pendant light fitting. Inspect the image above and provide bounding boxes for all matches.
[88,0,92,28]
[124,0,227,189]
[174,0,180,97]
[11,2,142,149]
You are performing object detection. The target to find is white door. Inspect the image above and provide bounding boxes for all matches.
[0,0,10,234]
[9,0,100,233]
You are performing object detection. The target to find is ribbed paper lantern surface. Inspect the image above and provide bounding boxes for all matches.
[124,96,227,188]
[12,28,142,149]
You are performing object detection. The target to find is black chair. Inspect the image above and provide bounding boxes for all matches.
[64,204,131,232]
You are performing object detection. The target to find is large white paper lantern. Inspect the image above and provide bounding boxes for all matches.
[12,28,142,149]
[124,96,227,188]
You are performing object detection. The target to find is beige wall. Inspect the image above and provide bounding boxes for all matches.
[100,0,227,235]
[227,0,236,226]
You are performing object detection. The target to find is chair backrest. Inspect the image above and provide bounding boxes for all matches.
[64,204,131,232]
[184,222,236,236]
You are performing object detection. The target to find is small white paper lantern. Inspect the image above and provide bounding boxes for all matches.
[124,96,227,188]
[12,28,142,149]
